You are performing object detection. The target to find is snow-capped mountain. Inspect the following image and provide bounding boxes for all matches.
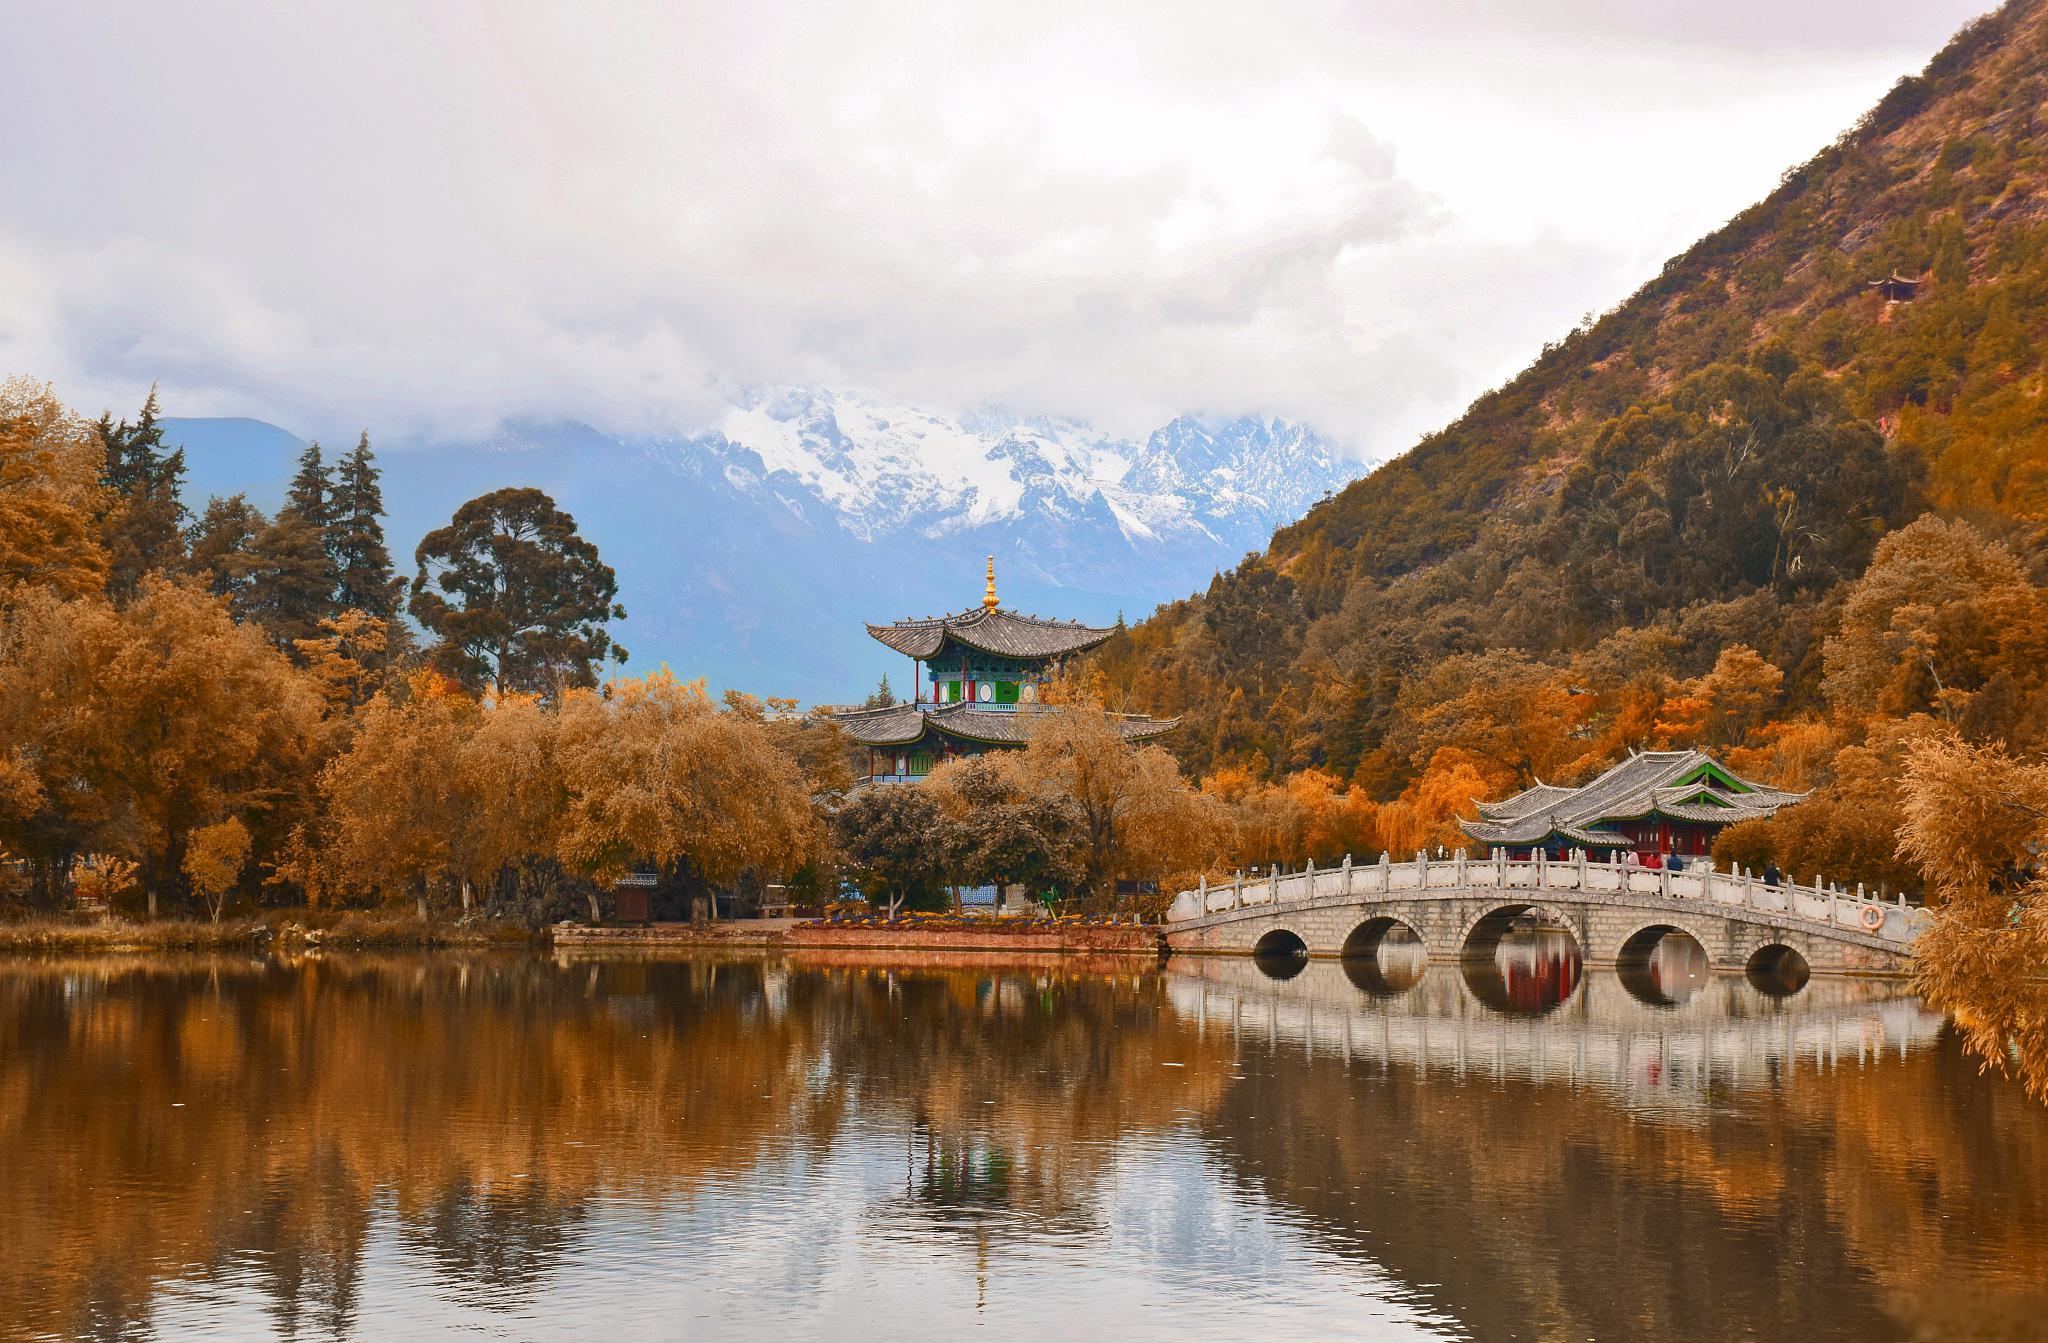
[674,388,1349,574]
[166,392,1360,702]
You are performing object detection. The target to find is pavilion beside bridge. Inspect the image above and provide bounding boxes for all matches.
[1459,749,1803,862]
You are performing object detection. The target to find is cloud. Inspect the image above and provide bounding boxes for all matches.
[0,0,1994,456]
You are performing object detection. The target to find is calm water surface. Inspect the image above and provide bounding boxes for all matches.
[6,938,2047,1342]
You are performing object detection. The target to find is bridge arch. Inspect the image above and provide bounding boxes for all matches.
[1615,921,1712,967]
[1615,923,1712,1007]
[1458,902,1583,963]
[1340,916,1426,997]
[1340,914,1424,959]
[1745,943,1811,995]
[1251,927,1309,980]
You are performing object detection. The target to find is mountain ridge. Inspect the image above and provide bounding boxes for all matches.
[165,392,1359,704]
[1100,0,2048,785]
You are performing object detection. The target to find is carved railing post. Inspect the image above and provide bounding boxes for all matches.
[1575,847,1587,888]
[1455,848,1467,887]
[1232,871,1243,910]
[1304,856,1316,903]
[1418,849,1430,885]
[1197,874,1207,914]
[1380,851,1392,892]
[1269,863,1280,905]
[1342,853,1354,895]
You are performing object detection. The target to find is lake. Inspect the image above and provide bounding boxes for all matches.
[6,939,2046,1342]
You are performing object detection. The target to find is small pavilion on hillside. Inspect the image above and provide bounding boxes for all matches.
[1459,749,1802,862]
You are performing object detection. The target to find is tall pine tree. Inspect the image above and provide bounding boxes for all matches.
[188,493,268,616]
[98,387,189,603]
[329,432,403,621]
[244,512,337,648]
[243,439,340,648]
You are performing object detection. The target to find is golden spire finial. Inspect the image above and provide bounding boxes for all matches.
[982,555,999,610]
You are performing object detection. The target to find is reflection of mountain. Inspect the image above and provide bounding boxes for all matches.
[1,954,2044,1341]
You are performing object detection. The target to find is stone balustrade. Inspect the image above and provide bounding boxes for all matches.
[1167,850,1926,948]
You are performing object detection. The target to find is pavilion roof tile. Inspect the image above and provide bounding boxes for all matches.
[828,701,1177,747]
[1458,749,1802,846]
[867,605,1117,661]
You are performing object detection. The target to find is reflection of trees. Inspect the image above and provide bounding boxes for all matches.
[802,960,1229,1235]
[1181,965,2048,1343]
[400,1178,584,1309]
[0,953,1224,1338]
[0,955,839,1339]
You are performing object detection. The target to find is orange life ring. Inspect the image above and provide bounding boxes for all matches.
[1859,904,1885,931]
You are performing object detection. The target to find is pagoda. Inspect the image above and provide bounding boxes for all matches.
[833,558,1177,784]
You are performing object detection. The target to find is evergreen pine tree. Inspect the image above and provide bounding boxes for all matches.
[98,386,190,602]
[329,432,404,621]
[257,438,342,641]
[284,439,334,531]
[188,494,269,616]
[244,512,340,648]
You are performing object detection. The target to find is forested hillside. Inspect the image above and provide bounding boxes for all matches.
[1099,0,2048,885]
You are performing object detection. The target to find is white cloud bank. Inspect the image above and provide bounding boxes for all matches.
[0,0,1995,455]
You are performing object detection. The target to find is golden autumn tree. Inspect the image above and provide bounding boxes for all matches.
[453,690,567,915]
[0,377,109,603]
[315,671,482,916]
[183,817,252,923]
[1201,766,1381,871]
[0,579,319,914]
[1393,651,1593,791]
[1896,734,2048,1102]
[1010,701,1215,898]
[1376,746,1497,857]
[1654,644,1784,748]
[91,580,325,914]
[292,609,397,716]
[0,589,119,905]
[555,671,821,922]
[1823,516,2048,735]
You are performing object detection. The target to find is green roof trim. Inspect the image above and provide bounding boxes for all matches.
[1676,760,1750,794]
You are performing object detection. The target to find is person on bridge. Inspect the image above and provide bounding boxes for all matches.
[1764,863,1784,887]
[1667,852,1686,874]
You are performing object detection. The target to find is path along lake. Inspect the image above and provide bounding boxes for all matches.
[7,937,2047,1342]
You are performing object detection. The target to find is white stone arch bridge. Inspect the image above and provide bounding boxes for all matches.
[1164,852,1924,975]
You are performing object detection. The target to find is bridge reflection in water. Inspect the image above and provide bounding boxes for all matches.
[1176,940,1943,1104]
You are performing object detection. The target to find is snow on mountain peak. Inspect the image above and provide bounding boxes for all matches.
[702,389,1353,547]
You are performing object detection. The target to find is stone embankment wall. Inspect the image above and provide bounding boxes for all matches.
[552,922,1160,955]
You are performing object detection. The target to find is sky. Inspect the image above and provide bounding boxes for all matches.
[0,0,1998,460]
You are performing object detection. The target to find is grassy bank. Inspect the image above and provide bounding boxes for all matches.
[0,911,543,954]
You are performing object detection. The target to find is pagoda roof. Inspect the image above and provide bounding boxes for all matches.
[830,701,1177,748]
[1460,749,1802,847]
[867,605,1117,661]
